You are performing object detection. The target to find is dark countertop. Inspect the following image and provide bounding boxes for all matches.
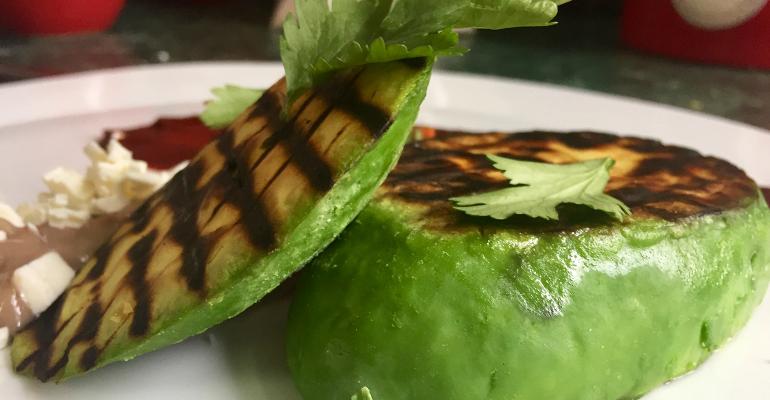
[1,0,769,131]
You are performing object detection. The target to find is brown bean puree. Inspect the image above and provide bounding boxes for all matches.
[0,209,130,335]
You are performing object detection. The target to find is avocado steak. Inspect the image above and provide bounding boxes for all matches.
[286,130,770,400]
[11,59,433,381]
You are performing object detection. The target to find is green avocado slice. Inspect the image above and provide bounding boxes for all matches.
[286,130,770,400]
[11,58,434,381]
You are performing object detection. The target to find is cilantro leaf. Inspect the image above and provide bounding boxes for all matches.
[200,85,264,129]
[452,155,631,221]
[280,0,567,103]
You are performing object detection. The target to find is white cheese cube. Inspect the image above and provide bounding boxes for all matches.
[0,203,24,228]
[12,252,75,315]
[52,193,68,207]
[123,170,166,199]
[48,207,90,229]
[0,230,6,242]
[92,194,130,214]
[17,203,47,225]
[91,161,129,195]
[106,138,133,162]
[84,141,108,163]
[0,327,8,349]
[126,160,149,175]
[43,167,93,201]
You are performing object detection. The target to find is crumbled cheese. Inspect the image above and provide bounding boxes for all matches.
[83,141,108,163]
[123,169,166,199]
[0,327,7,349]
[106,136,133,162]
[92,194,130,214]
[52,193,68,207]
[16,139,181,229]
[0,203,24,228]
[16,203,47,225]
[43,167,93,202]
[0,230,6,242]
[12,252,75,315]
[48,207,90,229]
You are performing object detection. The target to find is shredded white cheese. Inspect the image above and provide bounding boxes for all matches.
[15,139,186,229]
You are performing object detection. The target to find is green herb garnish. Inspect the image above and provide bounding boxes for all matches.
[280,0,568,104]
[452,155,631,221]
[200,85,264,129]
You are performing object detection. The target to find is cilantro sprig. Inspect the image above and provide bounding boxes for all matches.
[452,155,631,221]
[201,1,568,125]
[281,0,569,103]
[200,85,264,129]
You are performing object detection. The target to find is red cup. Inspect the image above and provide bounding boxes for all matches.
[622,0,770,69]
[0,0,126,35]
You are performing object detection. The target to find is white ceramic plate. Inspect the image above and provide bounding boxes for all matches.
[0,62,768,400]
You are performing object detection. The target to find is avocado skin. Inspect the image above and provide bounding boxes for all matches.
[286,196,770,400]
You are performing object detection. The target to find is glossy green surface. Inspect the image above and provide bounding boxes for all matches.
[287,195,770,400]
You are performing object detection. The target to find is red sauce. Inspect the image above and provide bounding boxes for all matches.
[101,117,222,170]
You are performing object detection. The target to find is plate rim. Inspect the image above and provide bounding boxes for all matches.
[0,61,767,137]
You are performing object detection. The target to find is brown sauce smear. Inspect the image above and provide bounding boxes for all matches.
[0,210,131,335]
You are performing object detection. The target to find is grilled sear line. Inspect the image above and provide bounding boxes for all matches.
[384,130,759,231]
[12,59,432,381]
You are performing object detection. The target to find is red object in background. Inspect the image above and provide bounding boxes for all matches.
[622,0,770,69]
[0,0,125,35]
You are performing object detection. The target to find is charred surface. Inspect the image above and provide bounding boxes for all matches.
[382,130,759,231]
[13,58,427,381]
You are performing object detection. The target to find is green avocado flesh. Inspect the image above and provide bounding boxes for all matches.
[11,58,433,381]
[287,194,770,399]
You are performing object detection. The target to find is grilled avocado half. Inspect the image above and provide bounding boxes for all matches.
[11,58,433,381]
[287,130,770,400]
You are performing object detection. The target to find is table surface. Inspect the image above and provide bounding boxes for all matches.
[0,0,769,131]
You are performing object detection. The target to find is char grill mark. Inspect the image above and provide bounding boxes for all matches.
[126,231,157,337]
[15,62,405,380]
[383,130,758,229]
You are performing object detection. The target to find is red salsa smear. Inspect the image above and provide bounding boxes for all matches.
[100,117,222,170]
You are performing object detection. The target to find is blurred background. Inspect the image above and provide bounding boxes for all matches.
[0,0,768,130]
